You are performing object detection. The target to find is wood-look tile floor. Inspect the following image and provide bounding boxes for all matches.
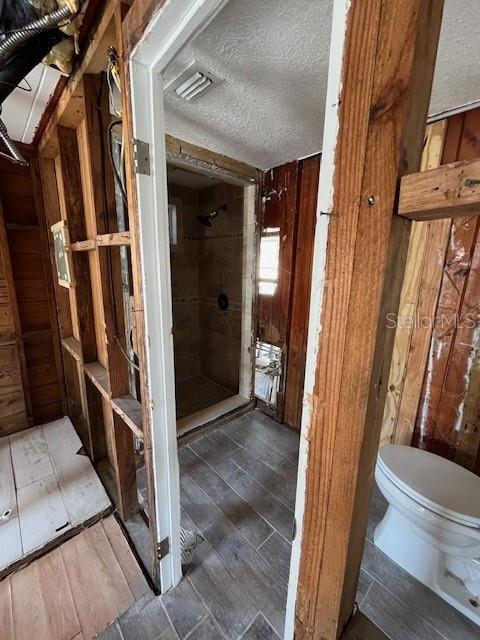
[1,515,152,640]
[102,410,479,640]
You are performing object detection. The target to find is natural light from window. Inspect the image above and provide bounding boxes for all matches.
[258,227,280,296]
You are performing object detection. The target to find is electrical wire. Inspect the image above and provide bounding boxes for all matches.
[115,335,140,371]
[108,118,128,207]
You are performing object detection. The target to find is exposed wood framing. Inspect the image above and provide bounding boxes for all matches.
[36,0,158,586]
[166,134,261,183]
[380,120,447,446]
[70,232,131,252]
[119,20,162,588]
[411,108,480,463]
[399,156,480,220]
[291,1,444,638]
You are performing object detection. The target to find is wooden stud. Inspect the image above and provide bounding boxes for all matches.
[57,126,98,363]
[111,411,139,520]
[30,156,68,416]
[380,120,447,445]
[398,156,480,220]
[293,1,444,638]
[120,10,161,587]
[39,0,121,156]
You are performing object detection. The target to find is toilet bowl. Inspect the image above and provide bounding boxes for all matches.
[374,444,480,625]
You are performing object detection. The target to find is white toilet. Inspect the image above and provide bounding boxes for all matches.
[375,444,480,624]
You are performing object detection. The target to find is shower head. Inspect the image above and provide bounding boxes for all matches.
[197,204,227,227]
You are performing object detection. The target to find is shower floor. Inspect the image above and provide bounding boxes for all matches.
[176,374,235,419]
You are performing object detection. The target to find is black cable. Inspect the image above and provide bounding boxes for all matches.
[107,118,128,208]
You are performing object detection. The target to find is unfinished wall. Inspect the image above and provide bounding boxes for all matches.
[413,107,480,473]
[256,156,320,429]
[0,151,64,432]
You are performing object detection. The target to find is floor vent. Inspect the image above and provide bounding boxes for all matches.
[166,62,222,102]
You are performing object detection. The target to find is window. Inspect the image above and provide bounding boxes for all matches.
[258,227,280,295]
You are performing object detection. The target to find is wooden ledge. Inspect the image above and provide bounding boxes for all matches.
[111,394,143,439]
[84,362,110,399]
[61,336,83,363]
[398,157,480,221]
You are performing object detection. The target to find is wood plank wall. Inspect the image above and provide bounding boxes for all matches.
[257,155,320,429]
[0,150,65,432]
[412,107,480,473]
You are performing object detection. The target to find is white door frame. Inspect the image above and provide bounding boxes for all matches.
[129,0,234,593]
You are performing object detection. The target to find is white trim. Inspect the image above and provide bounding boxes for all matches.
[177,394,250,436]
[129,0,242,592]
[130,59,182,591]
[284,0,350,637]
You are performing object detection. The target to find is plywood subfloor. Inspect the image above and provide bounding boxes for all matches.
[0,417,111,572]
[1,515,152,640]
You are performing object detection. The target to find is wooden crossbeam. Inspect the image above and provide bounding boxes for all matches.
[398,156,480,220]
[69,232,131,252]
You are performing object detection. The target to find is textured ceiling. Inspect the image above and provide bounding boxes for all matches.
[1,64,60,144]
[164,0,480,170]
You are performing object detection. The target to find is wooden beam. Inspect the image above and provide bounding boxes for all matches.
[57,126,97,363]
[69,239,97,252]
[96,231,131,247]
[69,233,131,252]
[292,1,444,638]
[39,0,120,156]
[388,114,465,446]
[380,120,447,446]
[399,156,480,220]
[165,134,261,183]
[30,156,68,416]
[120,5,162,588]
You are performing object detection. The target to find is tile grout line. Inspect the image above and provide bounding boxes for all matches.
[361,571,451,640]
[181,463,288,588]
[189,436,296,523]
[181,448,275,547]
[158,597,182,640]
[185,573,229,640]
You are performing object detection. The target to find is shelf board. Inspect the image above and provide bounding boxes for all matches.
[84,362,110,399]
[61,336,82,362]
[112,394,143,439]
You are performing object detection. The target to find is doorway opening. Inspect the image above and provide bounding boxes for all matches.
[166,162,257,436]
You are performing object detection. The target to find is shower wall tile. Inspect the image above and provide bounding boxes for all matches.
[169,181,245,392]
[169,186,201,382]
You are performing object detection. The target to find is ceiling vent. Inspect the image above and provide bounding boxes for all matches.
[165,62,222,102]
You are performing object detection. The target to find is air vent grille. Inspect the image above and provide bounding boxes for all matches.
[166,62,222,102]
[175,71,212,101]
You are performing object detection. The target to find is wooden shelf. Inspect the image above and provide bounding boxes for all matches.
[111,395,143,439]
[61,336,82,362]
[84,362,110,399]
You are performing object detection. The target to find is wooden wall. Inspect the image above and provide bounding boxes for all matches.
[381,106,480,474]
[0,150,64,433]
[257,155,320,429]
[412,108,480,473]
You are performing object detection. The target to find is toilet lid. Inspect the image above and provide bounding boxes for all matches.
[377,445,480,527]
